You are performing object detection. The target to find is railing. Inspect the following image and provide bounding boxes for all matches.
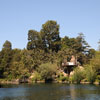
[62,62,77,67]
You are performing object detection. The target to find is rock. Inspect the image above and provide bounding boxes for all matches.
[29,74,34,79]
[94,82,99,85]
[62,72,68,77]
[70,71,74,76]
[19,76,29,83]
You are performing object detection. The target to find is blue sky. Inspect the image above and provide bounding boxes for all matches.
[0,0,100,50]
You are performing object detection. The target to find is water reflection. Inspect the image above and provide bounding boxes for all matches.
[0,84,100,100]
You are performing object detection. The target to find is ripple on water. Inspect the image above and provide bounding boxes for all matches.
[0,84,100,100]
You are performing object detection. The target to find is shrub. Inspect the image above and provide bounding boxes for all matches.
[57,73,69,82]
[89,52,100,74]
[37,63,57,81]
[84,65,97,83]
[32,71,42,82]
[72,67,85,83]
[96,75,100,83]
[69,76,74,83]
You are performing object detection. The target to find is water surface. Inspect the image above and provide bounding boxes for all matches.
[0,83,100,100]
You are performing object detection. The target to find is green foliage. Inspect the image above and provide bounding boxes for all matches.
[0,48,12,78]
[84,65,97,83]
[3,40,12,50]
[88,49,95,59]
[41,20,61,52]
[32,71,42,82]
[61,33,91,65]
[89,51,100,73]
[27,30,43,50]
[72,67,85,83]
[37,63,57,81]
[57,73,69,82]
[96,75,100,83]
[69,76,74,83]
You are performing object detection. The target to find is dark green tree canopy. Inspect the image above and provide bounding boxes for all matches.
[76,33,90,53]
[3,40,12,50]
[40,20,61,52]
[27,30,42,50]
[61,33,91,64]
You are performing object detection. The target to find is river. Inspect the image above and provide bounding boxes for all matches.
[0,83,100,100]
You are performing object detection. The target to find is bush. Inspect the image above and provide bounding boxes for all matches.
[57,73,69,82]
[37,63,57,81]
[32,72,42,82]
[84,65,97,83]
[72,67,85,83]
[89,52,100,74]
[96,75,100,83]
[69,76,74,83]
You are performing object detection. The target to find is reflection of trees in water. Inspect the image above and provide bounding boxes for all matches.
[2,97,12,100]
[0,84,29,100]
[1,84,100,100]
[69,84,100,100]
[22,84,77,100]
[2,97,28,100]
[69,84,88,100]
[69,84,76,100]
[2,97,17,100]
[25,84,68,100]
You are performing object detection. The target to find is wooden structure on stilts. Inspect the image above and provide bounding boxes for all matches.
[62,55,78,76]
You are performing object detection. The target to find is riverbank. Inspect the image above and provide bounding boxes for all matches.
[0,65,100,85]
[0,78,99,85]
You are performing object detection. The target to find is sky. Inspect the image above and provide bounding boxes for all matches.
[0,0,100,50]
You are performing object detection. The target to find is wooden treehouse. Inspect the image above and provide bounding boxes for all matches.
[62,55,78,75]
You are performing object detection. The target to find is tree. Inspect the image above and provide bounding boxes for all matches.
[0,51,4,77]
[40,20,61,52]
[61,36,70,49]
[61,36,81,53]
[60,33,91,65]
[88,49,95,59]
[76,33,90,53]
[98,39,100,51]
[27,30,42,50]
[0,48,12,78]
[3,40,12,50]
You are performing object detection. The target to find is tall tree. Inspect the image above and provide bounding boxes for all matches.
[76,33,91,64]
[0,40,12,77]
[76,33,90,53]
[40,20,61,52]
[3,40,12,50]
[27,30,42,50]
[0,49,12,78]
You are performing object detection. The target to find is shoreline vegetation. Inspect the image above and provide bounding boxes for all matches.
[0,78,99,85]
[0,20,100,85]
